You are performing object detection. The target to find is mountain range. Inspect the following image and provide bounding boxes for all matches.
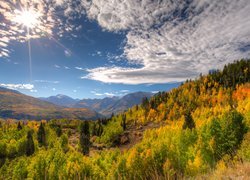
[40,92,154,116]
[0,87,101,120]
[0,87,154,120]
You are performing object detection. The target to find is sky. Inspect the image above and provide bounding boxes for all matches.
[0,0,250,99]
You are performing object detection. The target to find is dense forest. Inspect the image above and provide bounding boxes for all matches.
[0,59,249,179]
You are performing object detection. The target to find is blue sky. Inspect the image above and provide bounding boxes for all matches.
[0,0,250,99]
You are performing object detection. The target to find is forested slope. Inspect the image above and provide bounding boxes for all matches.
[0,59,249,179]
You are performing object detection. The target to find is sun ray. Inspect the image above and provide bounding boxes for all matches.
[13,9,41,29]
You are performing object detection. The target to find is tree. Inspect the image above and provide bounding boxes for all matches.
[182,111,195,130]
[97,120,103,136]
[79,121,90,155]
[17,121,22,131]
[141,97,149,110]
[60,134,69,153]
[55,125,62,137]
[37,123,46,147]
[92,122,97,136]
[121,114,126,131]
[26,131,35,156]
[0,142,7,167]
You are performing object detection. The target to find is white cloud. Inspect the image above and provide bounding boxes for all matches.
[0,83,34,91]
[120,90,129,93]
[104,92,115,96]
[83,66,196,84]
[75,67,84,70]
[30,89,38,93]
[151,91,159,94]
[64,66,70,70]
[34,80,59,84]
[90,90,128,97]
[54,64,60,68]
[64,50,72,57]
[94,93,103,96]
[52,88,56,91]
[82,0,250,84]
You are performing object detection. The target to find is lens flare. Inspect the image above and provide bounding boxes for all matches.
[13,9,41,29]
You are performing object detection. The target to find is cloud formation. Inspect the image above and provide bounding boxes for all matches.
[81,0,250,84]
[34,80,59,84]
[0,83,34,91]
[90,90,130,97]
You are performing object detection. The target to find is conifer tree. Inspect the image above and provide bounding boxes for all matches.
[56,125,62,137]
[37,123,46,147]
[182,111,195,130]
[80,121,90,155]
[97,120,103,136]
[26,131,35,156]
[92,122,97,136]
[121,114,126,131]
[17,121,22,131]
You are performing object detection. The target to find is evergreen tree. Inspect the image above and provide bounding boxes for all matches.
[92,122,97,136]
[97,120,103,136]
[141,97,149,110]
[80,121,90,155]
[17,121,22,131]
[0,141,7,167]
[121,114,126,131]
[182,111,195,130]
[55,125,62,137]
[37,123,46,147]
[26,131,35,156]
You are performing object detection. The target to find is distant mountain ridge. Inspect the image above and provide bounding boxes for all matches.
[41,92,154,116]
[39,94,79,107]
[0,87,101,120]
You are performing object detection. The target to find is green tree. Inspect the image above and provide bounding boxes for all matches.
[92,122,97,136]
[222,111,247,155]
[17,121,22,131]
[80,121,90,155]
[97,120,103,136]
[37,122,46,147]
[55,125,62,137]
[60,134,69,153]
[182,111,195,130]
[141,97,149,110]
[121,114,126,131]
[26,131,35,156]
[0,141,7,167]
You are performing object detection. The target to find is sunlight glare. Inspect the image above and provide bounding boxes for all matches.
[13,9,41,29]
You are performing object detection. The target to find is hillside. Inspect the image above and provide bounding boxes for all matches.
[0,88,101,120]
[0,60,249,179]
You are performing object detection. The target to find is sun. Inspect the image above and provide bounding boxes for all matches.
[13,9,41,29]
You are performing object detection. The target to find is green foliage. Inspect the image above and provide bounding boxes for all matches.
[55,125,62,137]
[80,121,90,155]
[0,141,7,167]
[17,121,22,131]
[210,111,247,160]
[0,60,249,179]
[183,111,195,130]
[37,122,46,147]
[121,114,126,131]
[98,119,123,146]
[26,131,35,156]
[60,134,69,153]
